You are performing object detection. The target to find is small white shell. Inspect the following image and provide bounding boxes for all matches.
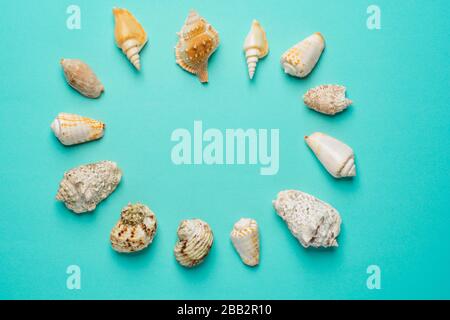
[305,132,356,178]
[60,59,104,98]
[230,218,260,266]
[51,113,105,146]
[304,85,352,115]
[280,33,325,78]
[273,190,341,248]
[243,20,269,79]
[174,219,213,268]
[110,203,157,253]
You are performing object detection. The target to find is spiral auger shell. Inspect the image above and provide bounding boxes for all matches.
[243,20,268,79]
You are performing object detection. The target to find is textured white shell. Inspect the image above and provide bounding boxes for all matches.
[230,218,260,266]
[304,85,352,115]
[305,132,356,178]
[174,219,213,267]
[56,161,122,213]
[110,203,157,253]
[273,190,341,248]
[280,33,325,78]
[50,113,105,146]
[60,59,104,98]
[243,20,269,79]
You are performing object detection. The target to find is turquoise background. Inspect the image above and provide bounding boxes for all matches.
[0,0,449,300]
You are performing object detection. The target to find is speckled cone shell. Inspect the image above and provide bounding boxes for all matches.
[175,10,220,83]
[280,32,325,78]
[304,85,352,115]
[174,219,213,267]
[110,203,157,253]
[305,132,356,178]
[56,161,122,214]
[60,59,104,98]
[50,113,105,146]
[243,20,269,79]
[273,190,341,248]
[113,8,147,70]
[230,218,260,266]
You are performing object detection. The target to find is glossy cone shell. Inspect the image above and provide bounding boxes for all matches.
[174,219,213,267]
[110,203,157,253]
[304,85,352,115]
[113,8,147,70]
[281,32,325,78]
[230,218,260,266]
[243,20,268,79]
[51,113,105,146]
[61,59,104,98]
[175,10,219,83]
[273,190,342,248]
[56,161,122,213]
[305,132,356,178]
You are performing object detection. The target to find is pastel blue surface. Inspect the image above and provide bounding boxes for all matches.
[0,0,449,300]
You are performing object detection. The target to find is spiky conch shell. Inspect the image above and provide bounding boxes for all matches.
[174,219,213,267]
[60,59,104,98]
[56,161,122,214]
[273,190,341,248]
[110,203,157,253]
[280,32,325,78]
[175,10,220,83]
[303,85,352,115]
[305,132,356,178]
[243,20,268,79]
[230,218,260,266]
[50,113,105,146]
[113,7,147,70]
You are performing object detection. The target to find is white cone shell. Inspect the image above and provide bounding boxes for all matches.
[305,132,356,178]
[230,218,260,266]
[50,113,105,146]
[280,32,325,78]
[243,20,268,79]
[273,190,341,248]
[303,84,352,115]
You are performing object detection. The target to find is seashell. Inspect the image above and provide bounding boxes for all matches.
[305,132,356,178]
[280,32,325,78]
[303,85,352,115]
[273,190,341,248]
[175,10,220,83]
[243,20,269,79]
[60,59,104,98]
[110,203,157,253]
[174,219,213,267]
[113,7,147,70]
[230,218,260,266]
[56,161,122,214]
[50,113,105,146]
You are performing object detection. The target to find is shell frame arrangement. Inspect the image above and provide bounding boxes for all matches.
[304,84,352,115]
[60,58,104,98]
[230,218,260,266]
[243,19,269,79]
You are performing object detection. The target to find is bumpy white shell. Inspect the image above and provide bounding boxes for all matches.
[61,59,104,98]
[50,113,105,146]
[243,20,269,79]
[273,190,341,248]
[110,203,157,253]
[174,219,213,267]
[56,161,122,214]
[304,85,352,115]
[230,218,260,266]
[305,132,356,178]
[280,32,325,78]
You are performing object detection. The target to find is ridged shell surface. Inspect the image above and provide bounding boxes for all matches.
[305,132,356,178]
[50,113,105,146]
[61,59,104,98]
[280,33,325,78]
[175,10,220,83]
[304,85,352,115]
[174,219,213,267]
[243,20,269,79]
[110,203,157,253]
[273,190,341,248]
[230,218,260,266]
[56,161,122,214]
